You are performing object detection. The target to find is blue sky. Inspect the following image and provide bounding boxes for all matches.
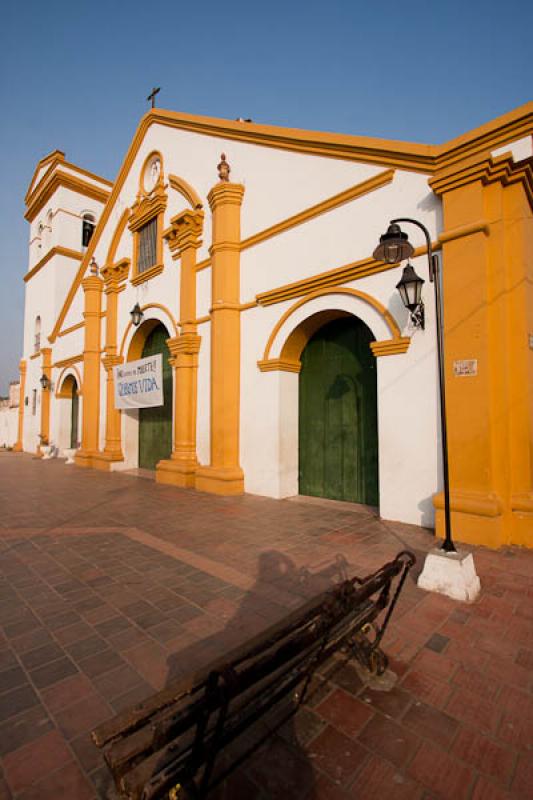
[0,0,531,393]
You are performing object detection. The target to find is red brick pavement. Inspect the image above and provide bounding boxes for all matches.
[0,452,532,799]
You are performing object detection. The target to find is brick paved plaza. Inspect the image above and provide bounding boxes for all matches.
[0,452,532,799]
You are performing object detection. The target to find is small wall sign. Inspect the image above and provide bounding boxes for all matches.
[453,359,478,377]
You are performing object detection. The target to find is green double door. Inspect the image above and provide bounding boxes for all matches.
[299,317,378,506]
[139,324,173,470]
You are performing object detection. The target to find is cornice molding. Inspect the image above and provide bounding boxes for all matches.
[257,358,301,373]
[163,209,204,258]
[130,263,164,286]
[430,153,533,210]
[128,185,168,232]
[370,338,411,357]
[25,169,110,222]
[101,258,131,287]
[207,182,245,211]
[24,246,84,283]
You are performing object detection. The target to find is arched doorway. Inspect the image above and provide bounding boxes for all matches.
[138,323,172,469]
[56,374,80,451]
[69,378,79,448]
[299,316,378,505]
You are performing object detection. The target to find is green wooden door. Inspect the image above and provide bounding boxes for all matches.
[70,381,79,449]
[138,324,172,469]
[299,317,378,505]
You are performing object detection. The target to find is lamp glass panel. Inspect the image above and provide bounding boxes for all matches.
[397,283,409,308]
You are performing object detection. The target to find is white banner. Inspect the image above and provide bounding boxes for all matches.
[113,354,164,409]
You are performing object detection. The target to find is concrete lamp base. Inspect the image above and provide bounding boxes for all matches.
[417,549,481,603]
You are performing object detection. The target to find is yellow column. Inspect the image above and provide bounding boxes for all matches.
[13,360,27,452]
[38,348,52,454]
[430,154,533,548]
[93,259,129,470]
[158,210,203,487]
[196,181,245,495]
[75,273,103,468]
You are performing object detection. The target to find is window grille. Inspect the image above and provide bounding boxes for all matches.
[137,218,158,274]
[32,389,37,416]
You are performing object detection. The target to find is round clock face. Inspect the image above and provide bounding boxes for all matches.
[144,156,161,192]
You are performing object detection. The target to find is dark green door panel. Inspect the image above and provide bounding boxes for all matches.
[139,324,172,470]
[70,382,79,449]
[299,317,378,506]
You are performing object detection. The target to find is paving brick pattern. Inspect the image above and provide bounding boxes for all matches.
[0,453,532,799]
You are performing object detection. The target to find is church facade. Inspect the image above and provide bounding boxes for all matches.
[15,104,533,549]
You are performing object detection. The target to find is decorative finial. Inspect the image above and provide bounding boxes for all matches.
[217,153,230,182]
[89,257,99,276]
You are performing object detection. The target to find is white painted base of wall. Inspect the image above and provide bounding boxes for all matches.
[63,448,76,464]
[417,549,481,603]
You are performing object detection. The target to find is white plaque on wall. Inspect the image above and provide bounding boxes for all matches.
[453,359,478,377]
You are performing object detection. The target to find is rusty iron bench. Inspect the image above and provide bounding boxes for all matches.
[92,550,415,800]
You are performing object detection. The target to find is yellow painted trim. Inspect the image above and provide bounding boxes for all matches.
[53,354,83,369]
[433,490,502,518]
[241,169,394,252]
[25,169,110,222]
[262,288,402,363]
[75,275,103,467]
[438,220,489,244]
[195,181,245,496]
[55,367,82,398]
[105,209,131,265]
[168,174,203,210]
[39,348,52,448]
[196,168,396,272]
[24,246,83,283]
[30,351,41,360]
[256,242,438,308]
[257,358,301,373]
[511,494,533,513]
[25,150,66,202]
[139,150,164,195]
[119,303,179,359]
[370,338,411,356]
[57,321,85,338]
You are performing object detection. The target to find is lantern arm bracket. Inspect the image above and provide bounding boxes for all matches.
[390,217,437,283]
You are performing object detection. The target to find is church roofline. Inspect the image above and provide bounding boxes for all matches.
[47,101,533,343]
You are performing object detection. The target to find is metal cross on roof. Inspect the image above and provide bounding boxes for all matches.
[147,87,160,109]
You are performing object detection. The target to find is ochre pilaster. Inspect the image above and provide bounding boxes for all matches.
[75,275,103,468]
[195,182,245,495]
[38,348,52,454]
[158,209,204,487]
[430,153,533,547]
[92,259,129,471]
[13,360,27,452]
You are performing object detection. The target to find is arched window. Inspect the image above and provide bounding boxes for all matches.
[82,213,96,248]
[34,316,41,353]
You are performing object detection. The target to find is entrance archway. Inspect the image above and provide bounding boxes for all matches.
[56,373,80,450]
[299,316,378,505]
[138,323,172,469]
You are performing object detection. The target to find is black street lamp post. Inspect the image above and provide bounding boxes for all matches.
[374,218,456,553]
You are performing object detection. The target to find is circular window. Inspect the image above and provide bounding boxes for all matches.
[143,155,162,193]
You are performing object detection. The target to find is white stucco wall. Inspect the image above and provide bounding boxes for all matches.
[0,407,18,448]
